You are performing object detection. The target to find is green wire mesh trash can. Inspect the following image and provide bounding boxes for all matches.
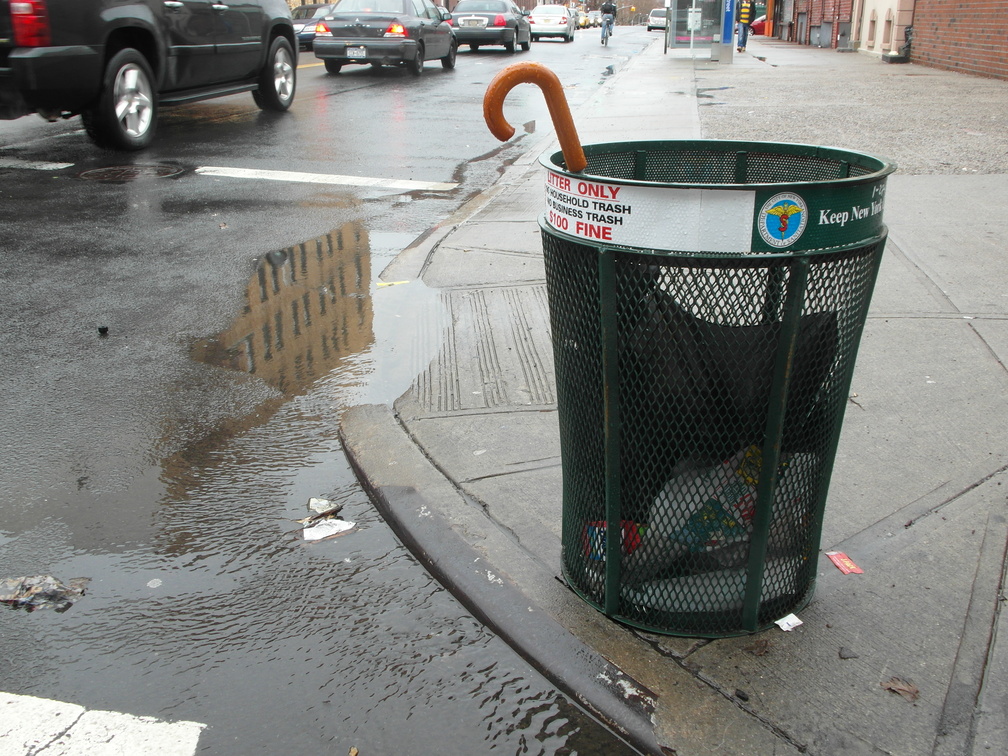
[543,139,895,637]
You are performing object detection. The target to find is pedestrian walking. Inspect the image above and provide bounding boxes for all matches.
[736,0,754,52]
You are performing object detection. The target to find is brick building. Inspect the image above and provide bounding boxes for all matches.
[764,0,1008,80]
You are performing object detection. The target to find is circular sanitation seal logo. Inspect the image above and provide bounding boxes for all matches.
[758,192,808,248]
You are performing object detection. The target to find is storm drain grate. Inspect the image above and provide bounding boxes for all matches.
[79,165,185,182]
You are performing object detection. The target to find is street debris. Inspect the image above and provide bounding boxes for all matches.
[826,551,863,574]
[775,613,803,631]
[299,498,356,542]
[734,689,750,702]
[1,575,91,612]
[745,638,772,656]
[839,646,859,660]
[882,677,920,702]
[304,519,356,542]
[308,497,336,514]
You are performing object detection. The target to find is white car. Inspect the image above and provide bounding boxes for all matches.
[529,4,577,42]
[647,8,667,31]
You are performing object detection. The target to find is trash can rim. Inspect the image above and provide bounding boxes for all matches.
[540,138,896,189]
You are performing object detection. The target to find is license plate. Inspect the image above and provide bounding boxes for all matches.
[346,46,367,59]
[463,18,484,27]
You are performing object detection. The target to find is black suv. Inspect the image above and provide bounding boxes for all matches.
[0,0,297,150]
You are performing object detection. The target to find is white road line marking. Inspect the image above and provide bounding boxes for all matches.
[0,691,205,755]
[0,157,74,171]
[196,165,457,191]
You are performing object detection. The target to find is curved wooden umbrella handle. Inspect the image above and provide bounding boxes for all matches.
[483,62,587,174]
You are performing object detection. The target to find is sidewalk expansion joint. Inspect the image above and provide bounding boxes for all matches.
[390,409,554,570]
[462,458,560,486]
[932,510,1008,756]
[673,652,809,753]
[968,320,1008,376]
[631,630,710,662]
[627,629,810,751]
[904,461,1008,530]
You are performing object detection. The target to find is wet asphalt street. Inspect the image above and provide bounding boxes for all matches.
[0,28,653,755]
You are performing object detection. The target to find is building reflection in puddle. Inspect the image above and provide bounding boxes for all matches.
[191,222,374,398]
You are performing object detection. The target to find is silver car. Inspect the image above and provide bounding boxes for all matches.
[451,0,532,53]
[528,4,576,42]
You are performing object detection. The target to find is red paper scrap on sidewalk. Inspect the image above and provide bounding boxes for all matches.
[826,551,863,574]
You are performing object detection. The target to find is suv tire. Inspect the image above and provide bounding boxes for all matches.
[253,36,296,111]
[82,48,157,151]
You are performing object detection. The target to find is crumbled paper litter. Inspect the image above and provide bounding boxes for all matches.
[303,519,356,542]
[775,613,803,631]
[308,497,332,513]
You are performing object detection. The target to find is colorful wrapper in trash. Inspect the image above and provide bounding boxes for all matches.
[583,520,646,561]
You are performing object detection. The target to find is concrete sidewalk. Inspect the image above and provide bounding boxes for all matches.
[341,35,1008,755]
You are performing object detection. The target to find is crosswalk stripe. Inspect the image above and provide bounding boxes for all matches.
[196,165,457,191]
[0,157,74,171]
[0,692,205,755]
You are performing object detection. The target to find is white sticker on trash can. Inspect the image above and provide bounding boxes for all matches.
[544,169,756,253]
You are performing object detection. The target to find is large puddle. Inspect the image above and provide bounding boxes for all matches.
[0,221,634,754]
[191,222,444,407]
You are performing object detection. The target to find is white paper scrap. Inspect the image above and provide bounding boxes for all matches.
[308,497,331,513]
[303,519,356,542]
[775,613,803,631]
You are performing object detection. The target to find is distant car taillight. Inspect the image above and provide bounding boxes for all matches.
[492,14,506,26]
[11,0,52,47]
[384,22,407,37]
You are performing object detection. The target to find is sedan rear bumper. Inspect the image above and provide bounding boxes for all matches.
[529,25,570,38]
[314,37,419,65]
[453,27,514,45]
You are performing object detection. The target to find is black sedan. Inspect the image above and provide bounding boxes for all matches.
[313,0,457,75]
[450,0,531,53]
[292,3,339,51]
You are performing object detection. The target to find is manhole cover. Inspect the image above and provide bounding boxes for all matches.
[79,165,185,182]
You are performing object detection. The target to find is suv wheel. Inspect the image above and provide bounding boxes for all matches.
[253,36,296,111]
[82,48,157,151]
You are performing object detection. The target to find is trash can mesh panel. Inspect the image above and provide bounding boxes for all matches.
[548,224,887,636]
[543,230,608,605]
[582,144,880,185]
